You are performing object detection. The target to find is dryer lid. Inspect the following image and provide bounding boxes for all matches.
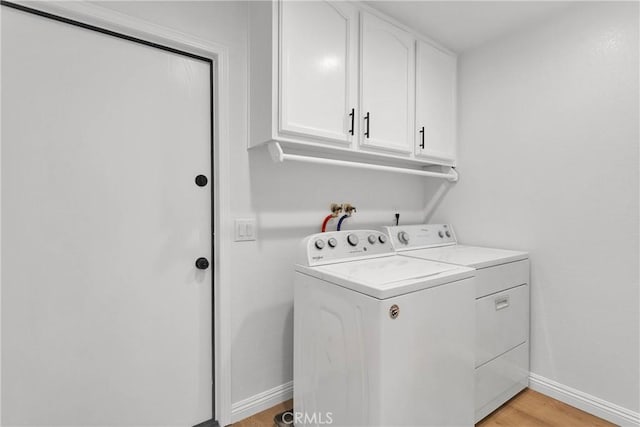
[402,245,528,269]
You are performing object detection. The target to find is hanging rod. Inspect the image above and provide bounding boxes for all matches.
[267,141,458,182]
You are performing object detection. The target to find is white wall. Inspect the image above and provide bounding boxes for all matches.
[427,1,639,414]
[94,1,427,421]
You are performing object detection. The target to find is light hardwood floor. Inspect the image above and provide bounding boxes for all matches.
[476,389,615,427]
[233,389,616,427]
[233,399,293,427]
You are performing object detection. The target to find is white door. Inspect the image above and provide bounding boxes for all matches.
[279,0,358,145]
[1,6,213,426]
[415,40,457,163]
[360,12,415,154]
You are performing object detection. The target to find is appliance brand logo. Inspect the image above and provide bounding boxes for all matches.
[389,304,400,319]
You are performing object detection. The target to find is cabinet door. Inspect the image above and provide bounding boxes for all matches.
[415,40,457,162]
[280,1,358,145]
[360,12,415,154]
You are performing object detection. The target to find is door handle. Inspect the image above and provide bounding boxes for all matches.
[195,257,209,270]
[348,108,355,135]
[419,126,425,149]
[195,174,208,187]
[364,112,370,139]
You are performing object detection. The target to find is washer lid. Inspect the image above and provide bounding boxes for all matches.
[297,255,474,299]
[402,245,528,269]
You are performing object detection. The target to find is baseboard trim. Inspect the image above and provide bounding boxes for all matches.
[529,373,640,426]
[230,375,640,426]
[231,381,293,424]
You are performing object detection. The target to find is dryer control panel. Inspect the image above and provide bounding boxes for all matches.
[298,230,394,266]
[383,224,457,251]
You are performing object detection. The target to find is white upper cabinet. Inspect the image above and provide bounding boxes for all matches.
[415,40,457,163]
[248,1,458,171]
[279,1,358,144]
[359,12,415,154]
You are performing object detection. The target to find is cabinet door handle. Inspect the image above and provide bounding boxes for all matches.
[364,112,370,139]
[348,108,355,135]
[419,126,425,149]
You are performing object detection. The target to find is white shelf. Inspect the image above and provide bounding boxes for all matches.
[266,141,458,181]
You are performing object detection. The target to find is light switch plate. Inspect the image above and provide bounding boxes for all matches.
[234,218,256,242]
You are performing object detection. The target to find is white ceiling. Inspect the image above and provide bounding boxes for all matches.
[365,1,576,52]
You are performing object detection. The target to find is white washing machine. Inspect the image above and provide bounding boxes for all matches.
[384,224,530,422]
[294,230,476,426]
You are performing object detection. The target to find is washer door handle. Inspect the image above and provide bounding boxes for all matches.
[495,295,510,310]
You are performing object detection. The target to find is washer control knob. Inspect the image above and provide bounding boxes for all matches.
[398,231,410,244]
[378,235,387,244]
[347,234,359,247]
[327,237,337,248]
[438,231,444,238]
[368,234,377,244]
[445,231,451,238]
[314,239,325,250]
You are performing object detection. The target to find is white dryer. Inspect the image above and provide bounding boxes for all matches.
[384,224,530,422]
[294,230,476,426]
